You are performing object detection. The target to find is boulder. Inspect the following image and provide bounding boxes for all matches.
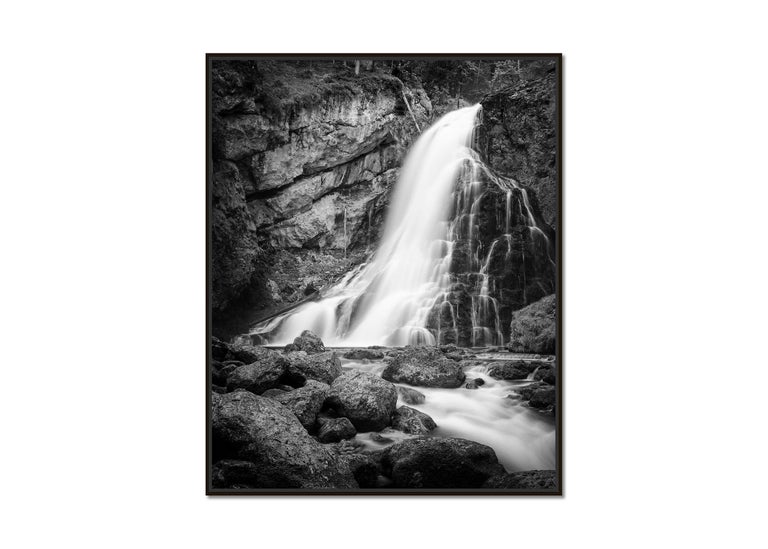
[390,406,437,434]
[343,348,385,360]
[381,437,505,488]
[226,354,289,394]
[271,380,330,430]
[337,453,380,488]
[261,388,288,398]
[284,350,342,385]
[211,391,357,489]
[326,371,398,432]
[465,378,485,389]
[534,364,556,385]
[318,417,357,443]
[506,294,556,354]
[382,346,466,388]
[487,360,539,380]
[228,342,280,364]
[284,330,325,354]
[396,385,426,405]
[528,385,556,409]
[483,470,557,490]
[211,459,261,489]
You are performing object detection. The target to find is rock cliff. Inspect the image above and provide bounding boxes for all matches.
[211,61,431,335]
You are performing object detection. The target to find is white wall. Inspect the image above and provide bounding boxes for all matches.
[1,1,766,548]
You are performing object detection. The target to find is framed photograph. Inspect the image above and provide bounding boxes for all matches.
[207,53,562,495]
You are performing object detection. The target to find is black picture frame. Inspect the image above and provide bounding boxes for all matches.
[206,53,563,496]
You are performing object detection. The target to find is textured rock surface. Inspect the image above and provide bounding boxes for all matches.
[284,330,326,354]
[211,391,357,489]
[271,379,329,430]
[479,71,558,226]
[381,437,504,488]
[487,360,541,381]
[326,370,397,431]
[211,61,431,333]
[343,348,385,360]
[225,354,290,394]
[506,294,556,354]
[211,460,262,489]
[483,470,557,490]
[382,346,466,388]
[317,417,357,443]
[390,406,437,434]
[396,385,426,405]
[283,350,342,385]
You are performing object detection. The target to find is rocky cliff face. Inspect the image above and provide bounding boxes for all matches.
[211,61,431,336]
[478,71,558,227]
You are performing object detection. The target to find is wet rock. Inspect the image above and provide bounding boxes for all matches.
[343,349,385,360]
[390,406,437,434]
[528,385,556,409]
[318,417,357,443]
[337,453,380,488]
[211,391,357,489]
[515,381,546,401]
[483,470,557,490]
[228,342,280,364]
[465,378,485,389]
[271,380,330,430]
[283,330,325,354]
[534,364,556,385]
[261,388,288,398]
[381,437,505,488]
[370,432,395,444]
[211,459,262,489]
[284,350,342,385]
[225,354,290,394]
[382,346,466,388]
[506,294,556,355]
[396,385,426,405]
[487,360,539,380]
[212,337,231,361]
[326,371,397,431]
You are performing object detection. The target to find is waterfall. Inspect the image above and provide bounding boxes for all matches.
[252,103,553,347]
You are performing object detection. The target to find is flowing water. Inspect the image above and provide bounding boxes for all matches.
[340,356,556,472]
[249,105,557,472]
[252,104,552,347]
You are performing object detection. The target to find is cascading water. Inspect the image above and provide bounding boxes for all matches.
[252,104,554,347]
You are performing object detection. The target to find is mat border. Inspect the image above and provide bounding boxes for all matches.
[206,53,563,496]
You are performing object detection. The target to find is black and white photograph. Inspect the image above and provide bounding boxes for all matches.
[207,54,561,493]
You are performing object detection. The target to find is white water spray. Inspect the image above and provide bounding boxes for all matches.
[254,105,483,346]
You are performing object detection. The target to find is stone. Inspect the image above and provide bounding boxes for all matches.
[465,378,485,389]
[283,330,325,354]
[211,460,261,489]
[271,380,330,430]
[382,346,466,388]
[534,364,556,385]
[381,437,505,488]
[225,353,289,395]
[337,453,380,488]
[483,470,558,490]
[326,371,397,432]
[396,385,426,405]
[390,406,437,434]
[343,349,385,360]
[211,391,356,489]
[318,417,357,443]
[506,294,556,355]
[487,360,539,381]
[284,350,342,385]
[529,385,556,409]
